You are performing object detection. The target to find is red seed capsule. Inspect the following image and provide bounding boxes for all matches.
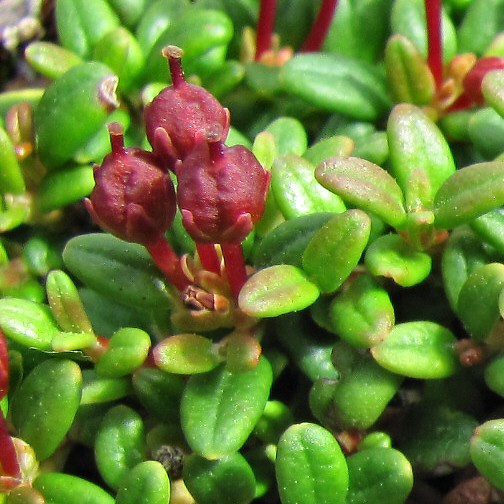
[144,45,230,166]
[177,140,270,244]
[85,122,176,245]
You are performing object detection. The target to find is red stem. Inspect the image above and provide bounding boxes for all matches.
[162,45,185,87]
[0,329,8,402]
[425,0,443,88]
[255,0,277,61]
[196,243,221,275]
[145,234,189,292]
[221,242,248,301]
[300,0,339,52]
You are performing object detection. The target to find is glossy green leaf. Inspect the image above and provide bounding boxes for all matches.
[33,473,114,504]
[315,156,406,228]
[264,117,308,157]
[303,136,355,166]
[485,353,504,396]
[471,419,504,490]
[280,53,391,120]
[55,0,120,58]
[132,367,184,424]
[80,369,132,405]
[46,270,93,334]
[25,42,82,79]
[399,404,477,473]
[63,233,172,309]
[181,357,272,459]
[331,350,403,429]
[0,127,24,194]
[467,107,504,159]
[371,321,459,379]
[34,62,118,169]
[275,312,338,382]
[434,161,504,229]
[238,265,320,318]
[11,359,82,460]
[115,461,170,504]
[183,453,256,504]
[471,208,504,255]
[482,70,504,117]
[37,165,95,213]
[457,263,504,342]
[51,331,97,352]
[93,27,144,92]
[302,210,371,293]
[365,233,432,287]
[253,212,336,269]
[358,432,392,450]
[153,333,221,374]
[0,298,59,350]
[5,486,45,504]
[276,423,348,504]
[387,104,456,197]
[253,400,294,445]
[95,405,146,490]
[271,155,346,219]
[95,327,151,378]
[346,447,413,504]
[385,34,435,105]
[107,0,147,28]
[328,274,395,347]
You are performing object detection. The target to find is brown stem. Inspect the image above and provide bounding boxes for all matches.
[255,0,277,61]
[300,0,339,52]
[196,243,221,275]
[425,0,443,88]
[221,242,248,301]
[145,234,189,292]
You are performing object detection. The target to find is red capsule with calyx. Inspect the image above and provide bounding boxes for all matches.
[463,56,504,105]
[85,122,176,245]
[177,140,270,244]
[144,45,230,166]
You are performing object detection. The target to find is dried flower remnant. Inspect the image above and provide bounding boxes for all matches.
[144,45,230,167]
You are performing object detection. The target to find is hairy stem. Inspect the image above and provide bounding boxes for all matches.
[255,0,277,61]
[221,242,248,301]
[300,0,339,52]
[425,0,443,88]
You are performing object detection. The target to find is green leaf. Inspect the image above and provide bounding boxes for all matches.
[238,265,320,317]
[0,127,25,194]
[264,117,308,157]
[471,419,504,490]
[46,270,93,334]
[152,333,222,374]
[25,42,82,80]
[80,369,132,405]
[346,448,413,504]
[33,473,114,504]
[275,423,348,504]
[0,298,59,350]
[483,70,504,118]
[95,327,151,378]
[55,0,120,58]
[470,208,504,255]
[387,104,456,198]
[180,357,272,459]
[385,34,435,105]
[183,453,256,504]
[34,62,118,169]
[63,233,172,309]
[434,161,504,229]
[467,107,504,159]
[315,156,406,228]
[95,405,146,490]
[115,461,170,504]
[303,135,355,167]
[11,359,82,460]
[457,263,504,342]
[365,233,432,287]
[302,209,371,293]
[271,155,346,219]
[328,274,395,347]
[280,53,391,121]
[371,321,459,379]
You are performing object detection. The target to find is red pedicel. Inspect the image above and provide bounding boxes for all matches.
[144,45,230,166]
[177,140,270,244]
[85,122,177,246]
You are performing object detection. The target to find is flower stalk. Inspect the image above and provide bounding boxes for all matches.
[425,0,443,88]
[300,0,339,52]
[255,0,277,61]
